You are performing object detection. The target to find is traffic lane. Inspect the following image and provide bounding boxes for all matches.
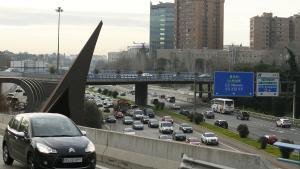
[199,111,300,144]
[104,116,234,151]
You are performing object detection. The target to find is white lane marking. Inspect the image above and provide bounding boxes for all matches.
[219,142,240,152]
[96,164,110,169]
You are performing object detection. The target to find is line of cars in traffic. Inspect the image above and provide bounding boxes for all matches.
[103,101,220,146]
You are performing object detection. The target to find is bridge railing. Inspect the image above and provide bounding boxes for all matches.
[5,72,213,83]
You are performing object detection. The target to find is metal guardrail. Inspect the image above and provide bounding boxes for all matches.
[246,111,300,127]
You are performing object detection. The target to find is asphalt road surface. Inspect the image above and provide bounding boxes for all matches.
[103,113,238,152]
[100,85,300,144]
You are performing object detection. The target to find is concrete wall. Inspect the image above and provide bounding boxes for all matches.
[0,113,272,169]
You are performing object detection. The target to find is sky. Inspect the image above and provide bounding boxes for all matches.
[0,0,299,56]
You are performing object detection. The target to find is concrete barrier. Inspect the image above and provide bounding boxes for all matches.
[78,126,272,169]
[0,113,272,169]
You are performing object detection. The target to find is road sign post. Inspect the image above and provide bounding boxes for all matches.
[214,72,254,97]
[256,72,279,97]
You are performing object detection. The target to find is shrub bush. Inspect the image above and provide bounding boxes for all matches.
[108,90,112,96]
[258,136,268,149]
[188,113,204,124]
[112,91,119,98]
[97,88,102,93]
[83,100,102,128]
[188,113,194,122]
[102,89,108,95]
[194,113,204,124]
[237,124,249,138]
[279,139,294,159]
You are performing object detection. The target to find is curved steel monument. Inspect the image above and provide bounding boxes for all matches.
[41,21,103,125]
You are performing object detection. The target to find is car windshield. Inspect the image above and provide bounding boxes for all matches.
[242,112,249,115]
[204,133,216,137]
[134,121,142,124]
[283,119,290,123]
[31,116,82,137]
[134,110,143,115]
[146,109,154,113]
[125,117,132,120]
[150,119,158,123]
[162,122,172,127]
[165,116,172,119]
[181,124,190,127]
[225,101,233,106]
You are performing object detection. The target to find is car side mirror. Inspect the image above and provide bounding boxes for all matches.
[16,131,25,138]
[81,130,87,136]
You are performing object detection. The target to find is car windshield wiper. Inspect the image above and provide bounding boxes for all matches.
[34,135,53,137]
[51,135,78,137]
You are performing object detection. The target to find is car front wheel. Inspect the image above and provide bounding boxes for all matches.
[27,153,36,169]
[3,143,14,165]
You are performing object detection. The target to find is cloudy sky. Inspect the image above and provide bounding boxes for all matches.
[0,0,299,55]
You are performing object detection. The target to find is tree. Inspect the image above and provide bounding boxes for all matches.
[157,58,168,71]
[258,136,268,149]
[237,124,249,138]
[83,100,103,128]
[93,68,99,74]
[48,65,56,74]
[102,89,108,95]
[112,91,119,98]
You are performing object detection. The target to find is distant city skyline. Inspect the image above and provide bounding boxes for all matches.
[0,0,299,55]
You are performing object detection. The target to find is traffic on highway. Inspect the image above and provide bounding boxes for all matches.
[94,85,300,145]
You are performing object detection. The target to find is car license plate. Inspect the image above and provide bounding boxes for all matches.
[63,158,82,163]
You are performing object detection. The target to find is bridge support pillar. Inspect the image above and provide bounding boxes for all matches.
[208,83,212,100]
[135,83,148,106]
[198,83,203,98]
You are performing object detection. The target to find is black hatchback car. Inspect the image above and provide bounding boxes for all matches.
[214,120,229,129]
[2,113,96,169]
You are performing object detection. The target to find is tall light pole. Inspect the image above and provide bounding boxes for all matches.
[56,7,63,73]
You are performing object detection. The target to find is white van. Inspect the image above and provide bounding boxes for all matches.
[159,121,173,134]
[211,98,234,114]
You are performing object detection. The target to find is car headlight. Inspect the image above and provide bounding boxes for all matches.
[85,141,95,153]
[36,143,57,154]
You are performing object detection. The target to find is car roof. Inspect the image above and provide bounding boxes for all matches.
[16,112,67,119]
[204,132,215,135]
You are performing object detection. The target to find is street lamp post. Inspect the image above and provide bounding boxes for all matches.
[56,7,63,73]
[193,73,197,122]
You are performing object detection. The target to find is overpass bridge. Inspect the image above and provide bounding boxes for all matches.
[1,71,213,107]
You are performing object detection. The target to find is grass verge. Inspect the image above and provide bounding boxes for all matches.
[155,107,299,161]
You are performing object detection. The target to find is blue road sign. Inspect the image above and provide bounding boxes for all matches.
[214,72,254,97]
[256,72,279,96]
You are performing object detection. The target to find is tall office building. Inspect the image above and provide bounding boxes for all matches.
[175,0,225,49]
[250,12,300,50]
[150,2,175,61]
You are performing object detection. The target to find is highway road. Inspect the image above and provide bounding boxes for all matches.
[99,84,300,144]
[103,113,238,152]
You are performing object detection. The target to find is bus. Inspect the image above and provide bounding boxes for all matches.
[211,98,234,114]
